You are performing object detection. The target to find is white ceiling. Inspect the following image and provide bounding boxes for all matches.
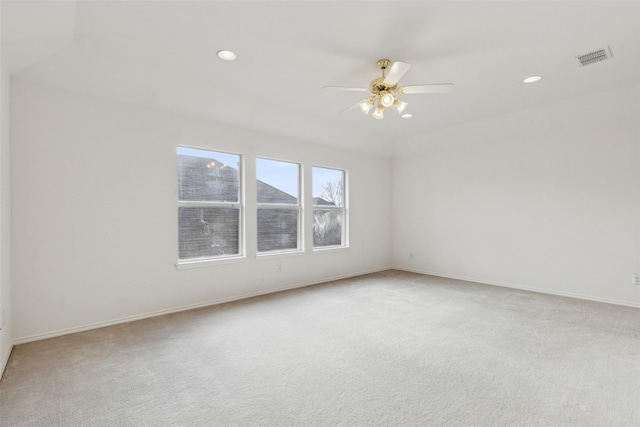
[2,1,639,157]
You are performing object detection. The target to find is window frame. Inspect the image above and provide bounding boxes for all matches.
[176,146,245,267]
[312,165,348,251]
[256,157,303,256]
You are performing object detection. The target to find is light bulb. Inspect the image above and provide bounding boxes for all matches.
[401,111,413,119]
[359,98,374,114]
[372,105,384,120]
[380,92,395,107]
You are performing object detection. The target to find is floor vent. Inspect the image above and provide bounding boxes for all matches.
[576,47,612,66]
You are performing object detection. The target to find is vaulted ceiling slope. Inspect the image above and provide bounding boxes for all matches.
[2,1,639,158]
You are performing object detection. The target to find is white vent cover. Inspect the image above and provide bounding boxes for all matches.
[576,47,612,66]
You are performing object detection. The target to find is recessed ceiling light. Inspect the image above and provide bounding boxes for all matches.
[217,50,237,61]
[523,75,542,84]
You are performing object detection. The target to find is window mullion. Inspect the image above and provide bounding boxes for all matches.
[178,200,240,208]
[257,204,300,209]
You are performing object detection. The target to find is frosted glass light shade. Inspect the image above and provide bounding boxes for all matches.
[380,92,395,107]
[372,106,384,120]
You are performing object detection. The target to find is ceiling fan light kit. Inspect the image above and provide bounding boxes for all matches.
[325,58,453,120]
[359,97,375,114]
[380,92,395,107]
[394,100,408,115]
[372,105,385,120]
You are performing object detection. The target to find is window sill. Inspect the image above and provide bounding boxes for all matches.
[255,249,305,260]
[312,246,349,254]
[175,256,246,270]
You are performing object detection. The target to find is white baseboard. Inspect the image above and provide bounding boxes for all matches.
[394,267,640,309]
[13,266,391,345]
[16,265,635,346]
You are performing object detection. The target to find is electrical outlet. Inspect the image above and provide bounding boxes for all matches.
[277,263,282,273]
[633,275,640,286]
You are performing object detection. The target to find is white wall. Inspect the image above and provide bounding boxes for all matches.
[392,84,640,306]
[11,80,392,341]
[10,77,639,346]
[1,64,13,372]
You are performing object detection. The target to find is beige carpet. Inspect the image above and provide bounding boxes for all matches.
[2,270,640,426]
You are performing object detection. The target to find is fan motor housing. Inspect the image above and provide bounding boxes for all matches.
[370,77,397,94]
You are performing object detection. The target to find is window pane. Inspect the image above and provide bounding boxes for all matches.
[256,158,300,254]
[257,208,299,252]
[177,147,240,202]
[256,158,299,204]
[312,167,343,207]
[178,206,240,260]
[313,166,345,249]
[313,209,343,247]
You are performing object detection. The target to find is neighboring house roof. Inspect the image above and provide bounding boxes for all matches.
[313,197,336,206]
[178,155,239,202]
[257,181,297,204]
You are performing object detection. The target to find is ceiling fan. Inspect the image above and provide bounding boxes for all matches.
[324,59,453,120]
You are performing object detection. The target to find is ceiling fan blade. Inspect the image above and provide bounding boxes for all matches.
[338,100,365,114]
[400,83,454,94]
[323,86,369,92]
[383,61,411,86]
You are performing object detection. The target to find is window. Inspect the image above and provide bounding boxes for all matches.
[177,147,242,262]
[312,166,346,248]
[256,158,300,253]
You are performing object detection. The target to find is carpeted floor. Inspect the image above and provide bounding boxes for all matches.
[2,270,640,426]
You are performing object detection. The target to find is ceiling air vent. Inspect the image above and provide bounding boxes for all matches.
[576,47,612,66]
